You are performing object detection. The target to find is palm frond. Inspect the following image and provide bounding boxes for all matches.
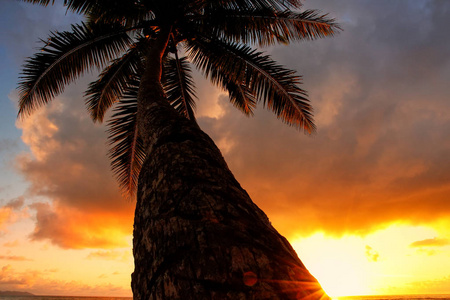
[63,0,135,15]
[199,8,340,46]
[62,0,93,13]
[19,0,54,5]
[187,36,315,133]
[107,81,145,198]
[18,22,132,118]
[80,1,154,27]
[85,42,143,122]
[206,0,301,10]
[220,79,256,116]
[162,55,197,121]
[180,40,256,116]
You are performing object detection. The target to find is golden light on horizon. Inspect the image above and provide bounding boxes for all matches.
[290,224,450,297]
[314,257,368,297]
[291,233,371,297]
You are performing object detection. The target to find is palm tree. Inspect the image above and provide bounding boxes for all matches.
[18,0,339,298]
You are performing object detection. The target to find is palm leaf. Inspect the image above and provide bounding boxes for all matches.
[58,0,136,15]
[181,41,257,116]
[162,55,197,121]
[19,0,54,5]
[187,36,315,133]
[18,21,132,118]
[107,81,144,198]
[206,0,301,10]
[61,0,93,13]
[219,79,257,116]
[85,42,143,122]
[78,0,154,28]
[198,7,340,46]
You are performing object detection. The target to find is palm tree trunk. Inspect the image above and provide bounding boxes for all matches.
[132,29,330,300]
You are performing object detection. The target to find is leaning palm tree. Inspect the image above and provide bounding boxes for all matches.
[18,0,339,298]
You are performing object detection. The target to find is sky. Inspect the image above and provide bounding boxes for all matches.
[0,0,449,298]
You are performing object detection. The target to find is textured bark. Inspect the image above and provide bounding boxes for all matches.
[132,30,330,300]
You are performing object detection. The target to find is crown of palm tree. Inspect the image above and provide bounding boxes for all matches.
[18,0,340,197]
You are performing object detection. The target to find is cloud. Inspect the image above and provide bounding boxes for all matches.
[0,264,131,297]
[0,265,29,286]
[0,255,32,261]
[365,245,379,262]
[410,238,450,248]
[197,0,450,238]
[3,240,20,248]
[86,250,131,262]
[404,275,450,295]
[15,91,134,249]
[46,268,59,273]
[29,202,131,249]
[11,0,450,246]
[411,236,450,256]
[0,197,27,234]
[4,197,24,210]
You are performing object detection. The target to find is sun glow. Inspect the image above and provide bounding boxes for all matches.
[311,256,368,297]
[290,225,450,297]
[291,233,371,297]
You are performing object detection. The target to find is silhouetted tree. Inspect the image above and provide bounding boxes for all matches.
[18,0,339,298]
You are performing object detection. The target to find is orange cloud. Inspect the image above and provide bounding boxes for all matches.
[0,265,29,286]
[199,86,450,238]
[0,197,27,233]
[86,250,131,262]
[15,104,60,162]
[13,0,450,246]
[0,255,32,261]
[16,80,450,246]
[3,240,20,247]
[410,237,450,248]
[29,202,132,249]
[15,98,134,249]
[0,264,131,297]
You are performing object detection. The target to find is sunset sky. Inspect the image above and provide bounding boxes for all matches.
[1,0,450,297]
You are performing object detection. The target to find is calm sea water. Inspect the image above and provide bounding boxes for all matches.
[0,296,448,300]
[336,296,450,300]
[0,297,132,300]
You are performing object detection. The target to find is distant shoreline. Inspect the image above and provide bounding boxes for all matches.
[0,291,35,296]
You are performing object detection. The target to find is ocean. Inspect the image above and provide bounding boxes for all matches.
[0,296,449,300]
[0,297,131,300]
[336,296,450,300]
